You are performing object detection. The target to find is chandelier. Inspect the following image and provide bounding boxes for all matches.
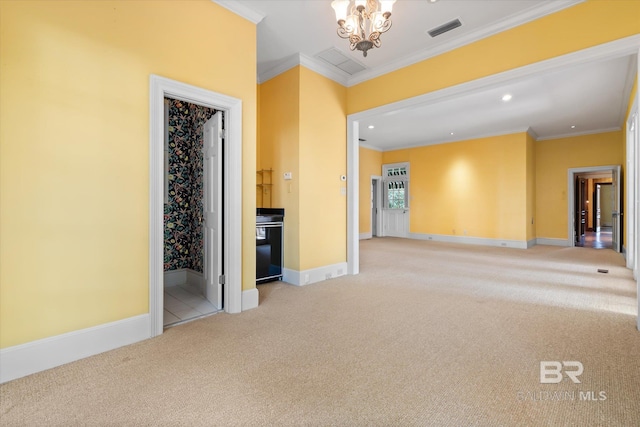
[331,0,396,57]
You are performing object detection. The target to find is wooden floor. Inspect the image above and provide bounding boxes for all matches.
[577,228,613,249]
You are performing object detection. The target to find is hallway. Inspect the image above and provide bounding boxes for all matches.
[578,228,613,250]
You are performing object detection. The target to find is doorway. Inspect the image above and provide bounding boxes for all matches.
[149,75,243,338]
[569,166,620,251]
[162,99,222,327]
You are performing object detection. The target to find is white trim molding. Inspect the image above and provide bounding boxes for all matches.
[360,232,373,240]
[536,238,570,247]
[0,315,149,384]
[212,1,265,24]
[409,233,530,249]
[164,269,205,292]
[164,269,187,288]
[283,262,348,286]
[242,288,260,311]
[567,165,621,252]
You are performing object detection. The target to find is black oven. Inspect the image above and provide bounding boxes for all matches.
[256,209,284,284]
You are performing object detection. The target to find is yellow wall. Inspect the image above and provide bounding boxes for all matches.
[359,147,383,234]
[382,133,529,241]
[0,0,257,348]
[535,131,624,240]
[298,67,348,270]
[258,66,347,272]
[258,68,301,270]
[347,0,640,115]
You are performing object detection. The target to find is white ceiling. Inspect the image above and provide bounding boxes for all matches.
[215,0,638,151]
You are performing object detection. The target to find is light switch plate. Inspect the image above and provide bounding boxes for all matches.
[284,172,292,180]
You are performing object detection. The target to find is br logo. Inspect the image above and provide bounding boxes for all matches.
[540,361,584,384]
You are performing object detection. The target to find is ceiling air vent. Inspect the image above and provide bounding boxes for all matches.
[427,18,462,38]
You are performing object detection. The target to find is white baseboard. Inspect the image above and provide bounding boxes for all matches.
[283,262,348,286]
[409,233,530,249]
[164,269,186,287]
[0,314,150,384]
[164,268,204,292]
[242,288,259,311]
[186,269,205,293]
[359,232,372,240]
[536,238,570,246]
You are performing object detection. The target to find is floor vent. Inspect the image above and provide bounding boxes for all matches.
[427,18,462,37]
[316,47,366,75]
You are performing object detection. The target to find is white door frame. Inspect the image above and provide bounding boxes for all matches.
[149,75,242,337]
[567,166,620,251]
[371,175,383,237]
[203,114,223,310]
[626,99,637,271]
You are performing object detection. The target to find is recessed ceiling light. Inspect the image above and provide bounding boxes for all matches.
[368,125,375,129]
[571,125,576,129]
[502,94,512,102]
[450,132,454,135]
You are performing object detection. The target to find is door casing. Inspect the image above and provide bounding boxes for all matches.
[567,166,621,252]
[371,176,382,237]
[203,113,223,310]
[149,75,243,338]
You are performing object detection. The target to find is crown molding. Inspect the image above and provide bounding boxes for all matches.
[536,126,622,142]
[258,53,351,85]
[526,127,539,141]
[299,53,350,86]
[257,54,300,84]
[212,0,265,24]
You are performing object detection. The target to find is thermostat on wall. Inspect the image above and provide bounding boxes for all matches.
[284,172,292,180]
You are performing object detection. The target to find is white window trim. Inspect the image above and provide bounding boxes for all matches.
[383,162,410,210]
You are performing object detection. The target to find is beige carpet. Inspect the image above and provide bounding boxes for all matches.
[1,238,639,426]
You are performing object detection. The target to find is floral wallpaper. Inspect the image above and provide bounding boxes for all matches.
[164,98,218,273]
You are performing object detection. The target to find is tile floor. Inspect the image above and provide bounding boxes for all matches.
[164,283,219,327]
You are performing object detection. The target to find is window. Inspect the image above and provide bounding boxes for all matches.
[383,163,409,209]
